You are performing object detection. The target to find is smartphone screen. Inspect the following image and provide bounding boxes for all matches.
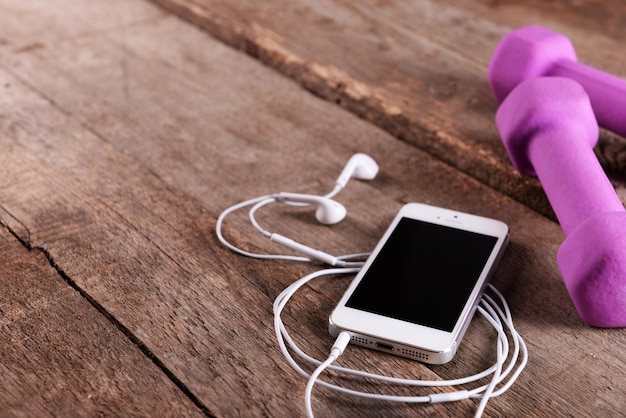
[330,203,508,363]
[345,217,499,332]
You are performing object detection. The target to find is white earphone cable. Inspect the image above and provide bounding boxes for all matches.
[217,193,365,267]
[216,194,314,263]
[216,154,526,417]
[272,267,527,417]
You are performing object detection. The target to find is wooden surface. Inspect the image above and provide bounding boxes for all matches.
[150,0,626,221]
[0,0,624,416]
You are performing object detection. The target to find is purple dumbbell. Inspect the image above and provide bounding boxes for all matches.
[496,76,626,328]
[489,25,626,137]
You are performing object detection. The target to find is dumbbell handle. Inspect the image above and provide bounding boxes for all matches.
[528,125,625,236]
[551,60,626,137]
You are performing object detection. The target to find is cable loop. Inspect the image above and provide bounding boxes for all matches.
[216,171,526,417]
[273,268,527,418]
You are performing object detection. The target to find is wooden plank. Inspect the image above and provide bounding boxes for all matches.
[0,226,204,416]
[147,0,626,220]
[0,0,624,416]
[0,39,475,417]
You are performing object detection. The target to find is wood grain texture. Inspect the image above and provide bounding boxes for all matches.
[147,0,626,219]
[0,0,624,416]
[0,226,204,416]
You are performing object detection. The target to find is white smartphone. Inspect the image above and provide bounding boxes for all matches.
[329,203,509,364]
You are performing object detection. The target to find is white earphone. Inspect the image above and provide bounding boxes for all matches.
[216,153,379,265]
[334,153,379,189]
[216,153,526,418]
[274,192,347,225]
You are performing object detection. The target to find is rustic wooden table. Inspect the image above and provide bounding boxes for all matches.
[1,0,624,416]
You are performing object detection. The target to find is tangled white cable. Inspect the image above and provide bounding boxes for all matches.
[216,193,367,267]
[216,154,527,417]
[273,267,528,418]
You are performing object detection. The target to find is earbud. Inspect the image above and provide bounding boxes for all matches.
[276,192,347,225]
[216,152,378,267]
[335,153,379,189]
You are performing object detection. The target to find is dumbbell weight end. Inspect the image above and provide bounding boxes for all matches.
[558,211,626,327]
[489,25,626,138]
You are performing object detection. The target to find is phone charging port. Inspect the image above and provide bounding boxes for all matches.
[375,342,394,351]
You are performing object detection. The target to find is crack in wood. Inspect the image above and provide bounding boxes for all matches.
[0,216,216,418]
